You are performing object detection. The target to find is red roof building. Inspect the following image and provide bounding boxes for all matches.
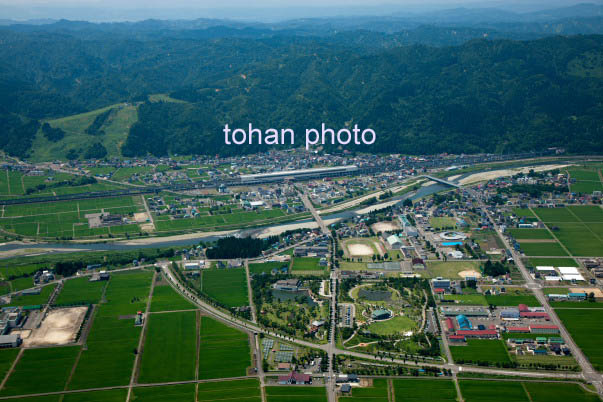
[507,326,531,333]
[518,304,529,312]
[455,330,498,338]
[448,335,466,342]
[278,371,312,385]
[446,318,455,332]
[521,312,550,320]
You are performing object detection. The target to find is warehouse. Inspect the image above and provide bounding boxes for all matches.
[456,314,472,330]
[0,334,21,348]
[239,165,358,184]
[530,325,560,334]
[500,308,520,320]
[455,329,498,339]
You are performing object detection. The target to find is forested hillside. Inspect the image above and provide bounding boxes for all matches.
[0,25,601,159]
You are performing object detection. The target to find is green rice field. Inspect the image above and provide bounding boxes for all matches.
[508,229,553,240]
[54,276,106,306]
[5,283,57,307]
[393,379,457,401]
[518,242,568,257]
[68,270,153,389]
[0,346,80,396]
[249,261,289,275]
[450,339,511,365]
[555,308,603,371]
[198,316,251,379]
[265,386,328,402]
[460,380,601,402]
[201,268,248,308]
[132,384,195,402]
[149,281,196,312]
[340,378,388,401]
[139,311,197,383]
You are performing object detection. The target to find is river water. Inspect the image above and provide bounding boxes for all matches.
[0,182,449,255]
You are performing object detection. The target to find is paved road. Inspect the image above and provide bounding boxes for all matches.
[468,188,603,395]
[300,189,337,402]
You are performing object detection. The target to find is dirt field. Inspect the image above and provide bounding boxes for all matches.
[22,306,88,347]
[458,164,570,185]
[570,287,603,298]
[371,221,400,233]
[347,243,375,256]
[458,270,482,279]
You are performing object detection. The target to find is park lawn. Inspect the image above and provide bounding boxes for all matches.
[0,346,81,396]
[5,283,57,307]
[202,268,248,308]
[367,316,417,336]
[197,379,261,402]
[442,294,488,306]
[54,276,106,306]
[485,294,540,307]
[249,261,289,275]
[198,316,251,379]
[393,379,457,401]
[68,270,153,390]
[291,257,325,272]
[450,339,511,365]
[132,384,195,402]
[265,386,328,402]
[518,242,568,257]
[459,380,529,402]
[528,257,578,267]
[555,308,603,371]
[149,282,196,312]
[425,261,481,279]
[508,229,553,240]
[430,217,457,230]
[139,311,197,383]
[523,381,602,402]
[340,378,388,401]
[62,389,128,402]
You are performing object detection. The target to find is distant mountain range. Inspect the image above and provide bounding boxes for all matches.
[0,5,601,160]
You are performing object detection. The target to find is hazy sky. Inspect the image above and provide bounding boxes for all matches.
[0,0,598,21]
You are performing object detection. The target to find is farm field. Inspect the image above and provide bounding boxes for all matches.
[197,379,261,402]
[0,346,80,396]
[5,283,57,307]
[54,276,106,306]
[131,384,195,402]
[485,293,540,307]
[340,378,388,401]
[459,380,601,402]
[450,339,511,365]
[149,280,196,312]
[68,270,153,389]
[62,389,128,402]
[555,308,603,371]
[291,257,325,272]
[201,268,248,308]
[507,229,553,240]
[459,380,529,402]
[522,381,602,402]
[518,242,568,256]
[528,257,579,267]
[265,386,328,402]
[0,348,20,381]
[0,196,143,239]
[531,206,603,256]
[393,379,457,401]
[139,311,197,383]
[198,316,251,379]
